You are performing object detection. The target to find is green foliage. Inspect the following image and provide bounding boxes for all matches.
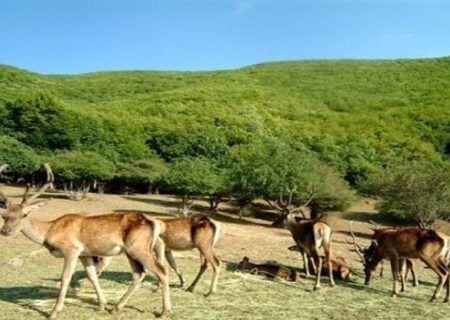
[163,157,223,197]
[366,161,450,225]
[116,158,168,185]
[1,58,450,199]
[0,135,40,175]
[4,90,77,150]
[49,151,116,182]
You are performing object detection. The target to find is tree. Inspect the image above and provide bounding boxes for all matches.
[0,135,40,177]
[5,90,77,150]
[369,161,450,226]
[162,157,224,216]
[49,150,116,199]
[115,158,168,193]
[229,136,354,220]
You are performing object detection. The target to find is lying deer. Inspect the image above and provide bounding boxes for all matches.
[237,256,300,281]
[288,245,351,281]
[283,213,335,290]
[95,214,222,296]
[0,164,171,319]
[351,224,449,301]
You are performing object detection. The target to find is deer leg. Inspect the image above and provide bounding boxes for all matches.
[198,246,222,297]
[138,251,171,316]
[408,260,419,287]
[80,257,107,311]
[324,249,335,287]
[48,253,79,320]
[420,255,448,302]
[390,255,400,297]
[94,256,112,276]
[165,250,185,287]
[399,259,406,293]
[379,260,384,277]
[187,253,208,293]
[112,255,146,313]
[312,252,322,291]
[445,273,450,303]
[298,245,311,277]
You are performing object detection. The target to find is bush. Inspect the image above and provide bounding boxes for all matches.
[369,161,450,226]
[0,135,41,176]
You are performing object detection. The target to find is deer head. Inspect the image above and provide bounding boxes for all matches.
[0,164,53,236]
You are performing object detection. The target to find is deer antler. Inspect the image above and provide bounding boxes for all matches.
[348,221,365,264]
[303,187,315,207]
[22,163,54,205]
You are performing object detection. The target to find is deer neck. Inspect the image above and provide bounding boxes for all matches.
[21,216,51,245]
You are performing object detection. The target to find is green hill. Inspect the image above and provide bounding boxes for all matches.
[1,57,450,189]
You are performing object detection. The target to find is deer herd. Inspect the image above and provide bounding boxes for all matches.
[1,164,450,319]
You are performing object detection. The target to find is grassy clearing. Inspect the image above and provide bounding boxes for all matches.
[0,189,450,319]
[1,253,449,320]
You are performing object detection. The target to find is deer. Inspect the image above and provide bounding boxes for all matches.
[267,187,318,278]
[95,214,222,296]
[350,223,450,301]
[348,222,419,291]
[237,256,300,281]
[0,164,171,319]
[283,213,335,290]
[288,244,351,281]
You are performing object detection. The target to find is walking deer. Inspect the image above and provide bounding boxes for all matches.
[351,224,449,301]
[283,213,335,290]
[96,214,222,296]
[0,164,171,319]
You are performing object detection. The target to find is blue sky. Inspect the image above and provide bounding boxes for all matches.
[0,0,449,74]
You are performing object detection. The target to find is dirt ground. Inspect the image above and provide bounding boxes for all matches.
[1,185,450,320]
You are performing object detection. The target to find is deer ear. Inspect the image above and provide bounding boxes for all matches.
[22,200,50,215]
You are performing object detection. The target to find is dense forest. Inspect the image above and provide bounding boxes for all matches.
[1,57,450,223]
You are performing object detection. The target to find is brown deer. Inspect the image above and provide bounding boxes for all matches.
[237,256,300,281]
[288,245,351,281]
[0,164,171,319]
[351,224,449,301]
[283,213,335,290]
[95,214,222,296]
[348,222,419,291]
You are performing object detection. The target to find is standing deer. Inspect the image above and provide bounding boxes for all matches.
[96,214,222,296]
[348,222,419,291]
[0,164,171,319]
[283,213,335,290]
[351,224,449,301]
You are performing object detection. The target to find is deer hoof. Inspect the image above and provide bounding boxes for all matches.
[97,303,106,312]
[156,309,171,318]
[110,305,123,314]
[47,311,59,320]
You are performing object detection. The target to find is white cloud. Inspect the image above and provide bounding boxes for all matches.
[404,33,414,39]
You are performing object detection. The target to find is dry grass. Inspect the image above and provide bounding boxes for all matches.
[1,187,450,319]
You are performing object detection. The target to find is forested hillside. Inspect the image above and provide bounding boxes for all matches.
[1,57,450,222]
